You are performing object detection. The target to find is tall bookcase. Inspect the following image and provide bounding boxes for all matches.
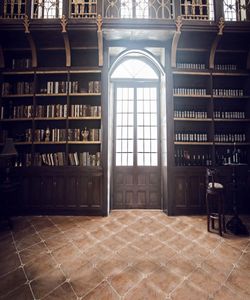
[170,30,250,215]
[0,23,104,215]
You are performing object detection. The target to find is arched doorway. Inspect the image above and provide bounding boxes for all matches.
[109,51,165,209]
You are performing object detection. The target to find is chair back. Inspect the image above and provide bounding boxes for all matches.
[206,168,223,191]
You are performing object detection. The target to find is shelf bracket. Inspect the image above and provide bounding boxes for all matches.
[60,15,71,67]
[97,14,103,67]
[23,15,37,68]
[0,44,4,68]
[171,16,182,68]
[209,17,224,69]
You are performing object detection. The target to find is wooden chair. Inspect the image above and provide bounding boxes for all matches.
[206,168,226,236]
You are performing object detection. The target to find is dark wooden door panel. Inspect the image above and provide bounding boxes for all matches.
[174,175,187,208]
[113,167,161,209]
[90,175,102,209]
[53,176,65,208]
[65,177,78,208]
[77,176,88,208]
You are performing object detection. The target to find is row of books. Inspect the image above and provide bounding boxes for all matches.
[69,105,101,117]
[69,152,101,166]
[213,89,244,97]
[23,128,101,142]
[176,63,206,70]
[174,110,208,119]
[213,111,245,119]
[2,82,33,95]
[0,104,101,119]
[68,128,101,141]
[175,133,208,142]
[14,151,101,167]
[40,80,101,94]
[2,80,101,95]
[173,88,207,96]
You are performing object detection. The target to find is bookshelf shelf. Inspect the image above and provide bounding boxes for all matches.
[68,117,101,120]
[1,118,33,122]
[68,141,101,145]
[174,142,213,145]
[174,118,212,122]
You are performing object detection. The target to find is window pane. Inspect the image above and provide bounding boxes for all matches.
[144,127,151,139]
[144,140,151,151]
[151,140,157,152]
[116,140,122,152]
[151,127,157,138]
[137,140,143,152]
[137,100,144,112]
[144,153,151,166]
[128,153,133,166]
[143,101,150,112]
[151,114,157,126]
[128,140,133,152]
[137,127,144,139]
[144,113,151,125]
[122,153,128,165]
[116,127,122,138]
[116,114,122,126]
[138,153,144,166]
[128,127,133,139]
[116,153,121,165]
[122,140,127,151]
[122,127,127,138]
[128,114,134,125]
[137,114,144,126]
[117,101,123,113]
[151,153,158,166]
[150,101,157,113]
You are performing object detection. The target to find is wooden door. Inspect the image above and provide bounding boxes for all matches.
[113,85,161,209]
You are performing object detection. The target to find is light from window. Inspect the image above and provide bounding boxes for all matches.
[111,58,158,80]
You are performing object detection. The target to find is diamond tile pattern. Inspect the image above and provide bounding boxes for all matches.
[0,211,249,299]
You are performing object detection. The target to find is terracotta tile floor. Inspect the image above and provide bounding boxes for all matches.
[0,211,250,300]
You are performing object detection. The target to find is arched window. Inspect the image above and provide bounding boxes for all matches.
[111,58,159,80]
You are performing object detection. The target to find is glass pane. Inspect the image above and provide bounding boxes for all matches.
[144,140,151,151]
[144,127,151,139]
[150,88,157,99]
[128,127,133,139]
[143,101,150,112]
[122,114,128,126]
[128,140,133,152]
[128,153,133,166]
[138,153,144,166]
[122,101,128,112]
[122,127,127,139]
[128,101,133,112]
[137,140,143,152]
[151,114,157,126]
[151,140,157,152]
[128,113,134,125]
[151,153,158,166]
[116,153,121,166]
[117,101,123,113]
[116,114,122,126]
[116,127,122,139]
[137,127,144,139]
[122,140,127,151]
[150,101,157,113]
[144,153,151,166]
[117,88,123,100]
[122,153,127,166]
[137,101,144,112]
[137,88,143,100]
[137,114,144,126]
[144,114,151,126]
[151,127,157,139]
[116,140,122,152]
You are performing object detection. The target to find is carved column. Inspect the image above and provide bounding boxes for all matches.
[97,14,103,67]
